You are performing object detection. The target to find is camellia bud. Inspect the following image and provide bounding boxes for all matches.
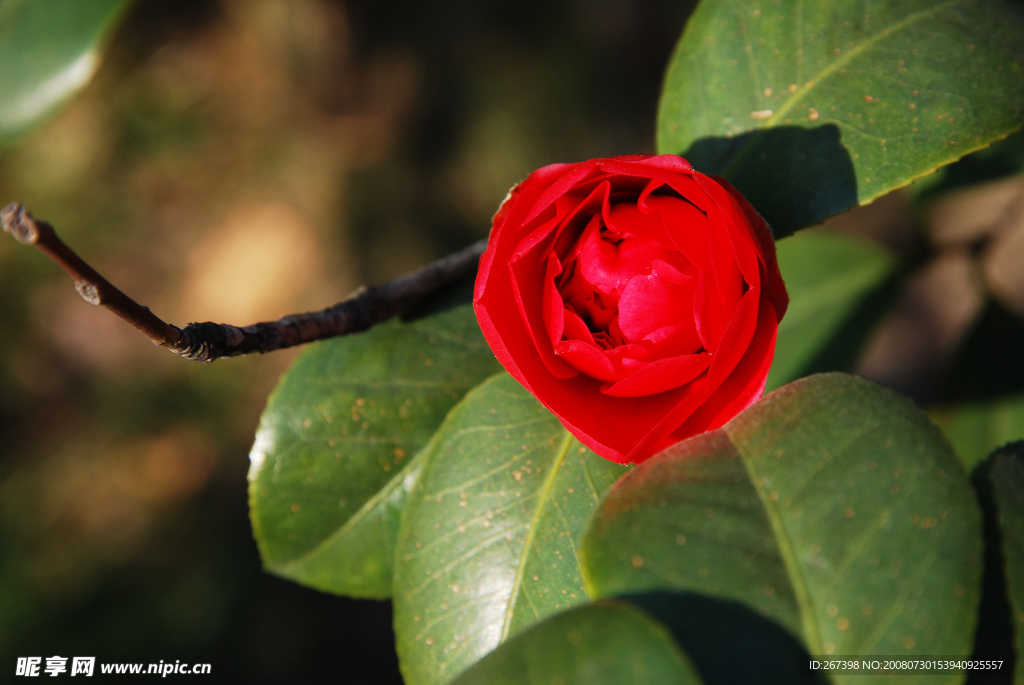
[474,155,788,463]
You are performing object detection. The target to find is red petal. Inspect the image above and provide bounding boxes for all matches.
[601,352,711,397]
[508,218,579,380]
[520,163,596,227]
[542,252,565,347]
[561,307,596,345]
[648,194,712,275]
[624,378,711,461]
[707,289,760,392]
[475,154,788,466]
[670,300,778,439]
[604,342,649,371]
[618,270,700,354]
[555,339,617,380]
[712,175,789,320]
[475,165,576,386]
[704,199,745,319]
[694,172,761,292]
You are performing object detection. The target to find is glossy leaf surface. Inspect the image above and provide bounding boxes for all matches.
[658,0,1024,236]
[0,0,133,143]
[249,303,501,598]
[583,373,982,682]
[450,602,704,685]
[393,373,627,685]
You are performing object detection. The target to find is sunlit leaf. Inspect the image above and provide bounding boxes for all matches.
[0,0,134,143]
[393,373,627,685]
[450,602,705,685]
[658,0,1024,236]
[249,302,501,599]
[582,373,982,682]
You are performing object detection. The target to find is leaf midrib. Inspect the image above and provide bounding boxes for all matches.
[718,0,963,180]
[499,430,575,641]
[724,424,823,655]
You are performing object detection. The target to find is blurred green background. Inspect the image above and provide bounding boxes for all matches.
[0,0,696,680]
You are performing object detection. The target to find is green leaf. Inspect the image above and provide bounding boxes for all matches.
[767,230,899,391]
[932,394,1024,472]
[980,443,1024,680]
[912,128,1024,201]
[0,0,134,143]
[450,601,705,685]
[582,373,982,679]
[622,592,826,685]
[658,0,1024,236]
[249,302,502,599]
[393,373,628,685]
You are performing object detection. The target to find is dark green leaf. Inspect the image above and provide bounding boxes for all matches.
[912,128,1024,201]
[582,373,982,674]
[967,444,1019,682]
[0,0,134,143]
[658,0,1024,236]
[393,373,628,685]
[767,230,898,391]
[932,394,1024,472]
[249,303,501,599]
[450,601,705,685]
[984,443,1024,680]
[623,592,826,685]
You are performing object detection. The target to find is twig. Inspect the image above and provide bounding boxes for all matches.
[1,203,486,362]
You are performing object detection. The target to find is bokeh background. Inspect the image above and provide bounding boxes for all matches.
[2,0,1023,681]
[0,0,697,680]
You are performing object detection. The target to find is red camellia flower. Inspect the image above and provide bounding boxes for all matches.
[473,155,788,464]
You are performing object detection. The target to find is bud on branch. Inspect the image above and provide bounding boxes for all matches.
[2,203,486,362]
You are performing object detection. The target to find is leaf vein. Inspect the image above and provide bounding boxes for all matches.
[721,0,963,178]
[724,425,823,654]
[499,430,574,641]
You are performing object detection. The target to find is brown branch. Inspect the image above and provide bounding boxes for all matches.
[2,203,486,362]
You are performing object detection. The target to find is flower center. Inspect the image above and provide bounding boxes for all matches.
[555,208,702,358]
